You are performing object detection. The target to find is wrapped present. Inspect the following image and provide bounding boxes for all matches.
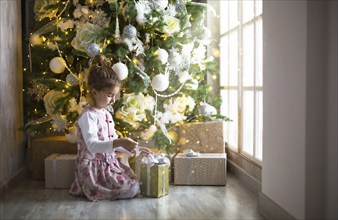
[129,148,176,183]
[140,154,170,198]
[44,153,77,189]
[28,135,77,180]
[178,120,226,153]
[174,152,227,186]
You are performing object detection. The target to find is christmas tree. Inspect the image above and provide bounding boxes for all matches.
[24,0,229,153]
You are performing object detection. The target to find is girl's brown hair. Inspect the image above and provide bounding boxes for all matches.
[87,54,122,91]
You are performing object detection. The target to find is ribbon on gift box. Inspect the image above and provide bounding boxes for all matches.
[50,154,76,188]
[182,149,200,185]
[141,153,170,196]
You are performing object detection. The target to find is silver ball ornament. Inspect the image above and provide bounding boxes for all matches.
[66,74,79,86]
[199,102,217,116]
[86,43,100,57]
[123,25,137,40]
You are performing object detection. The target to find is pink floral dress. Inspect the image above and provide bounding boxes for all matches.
[69,106,139,201]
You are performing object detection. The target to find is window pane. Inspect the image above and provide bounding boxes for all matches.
[243,0,254,23]
[256,18,263,86]
[229,0,239,30]
[220,36,229,86]
[221,89,238,150]
[243,24,254,87]
[220,1,229,34]
[255,0,263,16]
[229,31,238,86]
[242,90,254,156]
[255,91,263,160]
[220,89,229,145]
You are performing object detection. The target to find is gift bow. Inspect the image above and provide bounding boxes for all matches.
[141,153,171,167]
[183,149,200,157]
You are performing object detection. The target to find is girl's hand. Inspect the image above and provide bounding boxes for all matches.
[113,138,138,153]
[138,146,153,154]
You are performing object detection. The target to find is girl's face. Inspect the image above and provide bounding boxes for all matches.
[92,86,120,109]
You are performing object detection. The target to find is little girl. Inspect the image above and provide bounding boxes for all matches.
[69,54,148,201]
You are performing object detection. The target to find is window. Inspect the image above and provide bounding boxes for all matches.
[219,0,263,164]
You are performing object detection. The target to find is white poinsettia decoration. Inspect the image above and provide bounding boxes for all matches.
[115,93,155,129]
[71,22,103,53]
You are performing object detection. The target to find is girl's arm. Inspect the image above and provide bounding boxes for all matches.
[78,111,114,153]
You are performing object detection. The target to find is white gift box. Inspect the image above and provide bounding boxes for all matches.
[174,153,227,186]
[44,153,77,189]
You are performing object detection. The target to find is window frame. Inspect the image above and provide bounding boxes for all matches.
[217,0,263,165]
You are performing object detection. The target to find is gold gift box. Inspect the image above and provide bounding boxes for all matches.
[28,136,77,180]
[140,163,169,198]
[174,153,227,186]
[178,120,226,153]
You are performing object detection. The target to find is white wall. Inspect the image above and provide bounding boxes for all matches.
[263,1,307,218]
[0,0,24,190]
[325,1,338,218]
[263,1,337,219]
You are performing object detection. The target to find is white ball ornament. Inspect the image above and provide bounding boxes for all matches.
[156,48,168,64]
[151,74,169,92]
[29,33,43,45]
[49,57,66,74]
[178,71,191,83]
[112,62,128,80]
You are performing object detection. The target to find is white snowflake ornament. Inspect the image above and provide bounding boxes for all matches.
[155,0,168,10]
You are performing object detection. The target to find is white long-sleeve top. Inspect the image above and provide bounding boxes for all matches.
[77,107,117,154]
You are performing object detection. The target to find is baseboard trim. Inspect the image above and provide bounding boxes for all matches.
[0,167,27,197]
[258,192,296,220]
[227,160,261,195]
